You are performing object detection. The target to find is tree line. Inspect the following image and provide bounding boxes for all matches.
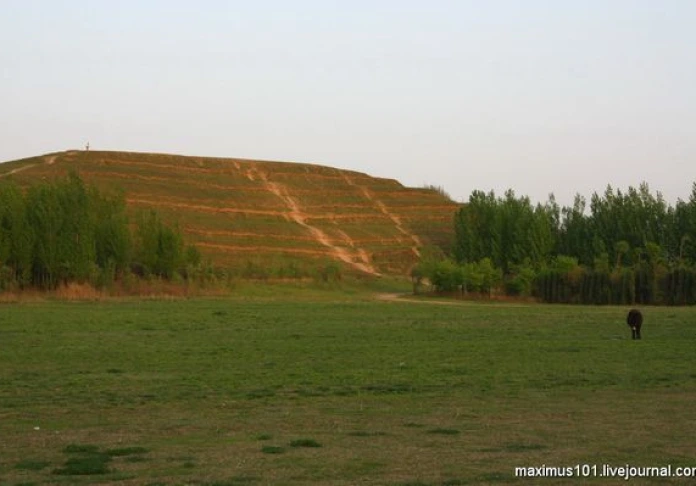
[414,182,696,305]
[0,173,200,290]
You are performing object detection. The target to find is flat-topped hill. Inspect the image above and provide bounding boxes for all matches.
[0,151,460,275]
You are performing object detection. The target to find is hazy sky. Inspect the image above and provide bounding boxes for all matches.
[2,0,695,206]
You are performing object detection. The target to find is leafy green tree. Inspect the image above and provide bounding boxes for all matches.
[477,258,502,298]
[135,210,184,279]
[26,182,64,288]
[461,262,483,294]
[505,260,536,296]
[57,173,97,282]
[0,173,195,290]
[447,180,696,304]
[454,190,500,265]
[430,259,463,292]
[0,181,34,285]
[94,191,131,276]
[558,195,593,265]
[454,189,556,272]
[614,240,630,269]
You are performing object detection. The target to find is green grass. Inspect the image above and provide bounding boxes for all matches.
[14,460,50,471]
[347,430,388,437]
[53,453,112,476]
[426,428,460,436]
[289,438,322,448]
[106,446,149,456]
[63,444,100,454]
[1,295,696,484]
[260,446,286,454]
[203,477,259,486]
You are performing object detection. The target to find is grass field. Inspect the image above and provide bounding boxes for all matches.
[1,289,696,485]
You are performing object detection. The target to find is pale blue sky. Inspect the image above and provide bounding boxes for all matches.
[2,0,695,206]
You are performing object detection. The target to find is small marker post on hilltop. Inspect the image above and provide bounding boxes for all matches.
[85,142,90,151]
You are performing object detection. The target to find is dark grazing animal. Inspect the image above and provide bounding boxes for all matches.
[627,309,643,340]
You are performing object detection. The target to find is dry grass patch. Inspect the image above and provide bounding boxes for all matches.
[53,282,106,301]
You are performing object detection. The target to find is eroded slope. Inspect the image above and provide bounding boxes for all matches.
[0,151,459,274]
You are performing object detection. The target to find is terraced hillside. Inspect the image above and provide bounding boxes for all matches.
[0,151,460,275]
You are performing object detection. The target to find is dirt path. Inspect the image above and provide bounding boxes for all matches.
[337,230,374,268]
[0,154,57,178]
[375,292,536,308]
[374,292,467,306]
[343,174,422,257]
[249,166,380,275]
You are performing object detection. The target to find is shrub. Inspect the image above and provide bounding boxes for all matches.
[289,438,322,448]
[261,445,285,454]
[430,260,462,292]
